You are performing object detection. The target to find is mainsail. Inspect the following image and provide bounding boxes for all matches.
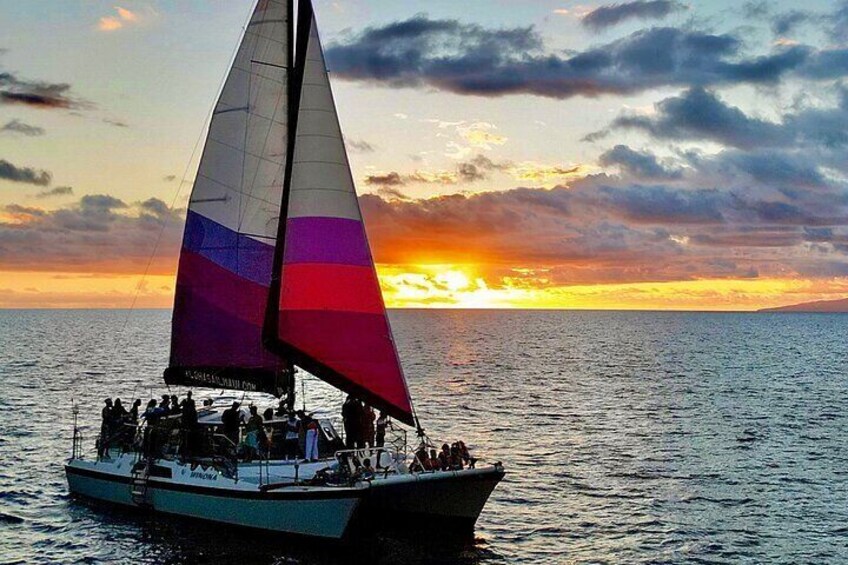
[166,0,293,394]
[269,0,414,425]
[167,0,414,426]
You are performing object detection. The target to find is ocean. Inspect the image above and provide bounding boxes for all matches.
[1,309,846,564]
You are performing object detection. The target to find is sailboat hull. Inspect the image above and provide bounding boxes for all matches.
[65,458,363,539]
[364,466,505,532]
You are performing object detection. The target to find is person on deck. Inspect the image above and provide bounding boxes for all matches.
[438,444,451,471]
[375,410,388,448]
[342,395,359,449]
[160,395,171,414]
[360,458,375,479]
[111,398,129,448]
[221,401,242,449]
[141,399,166,457]
[129,399,142,424]
[244,406,265,460]
[98,398,113,457]
[170,395,181,415]
[361,404,376,448]
[304,414,320,462]
[181,393,198,457]
[283,412,300,460]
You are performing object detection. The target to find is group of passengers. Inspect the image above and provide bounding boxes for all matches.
[220,401,323,463]
[341,395,389,449]
[98,392,200,458]
[410,440,475,472]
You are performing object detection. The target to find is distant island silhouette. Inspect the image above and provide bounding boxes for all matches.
[759,297,848,313]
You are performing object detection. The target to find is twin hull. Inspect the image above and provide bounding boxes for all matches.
[65,454,504,539]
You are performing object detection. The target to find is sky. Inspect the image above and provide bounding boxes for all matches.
[1,0,848,309]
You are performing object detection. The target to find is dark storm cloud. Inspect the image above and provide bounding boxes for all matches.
[326,19,816,100]
[0,119,44,136]
[0,158,51,186]
[582,1,684,31]
[599,145,682,180]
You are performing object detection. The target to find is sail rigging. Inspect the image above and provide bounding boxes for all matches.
[166,0,293,394]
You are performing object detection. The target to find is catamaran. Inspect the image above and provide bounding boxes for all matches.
[65,0,504,539]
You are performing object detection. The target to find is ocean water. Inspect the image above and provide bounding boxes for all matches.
[1,309,847,564]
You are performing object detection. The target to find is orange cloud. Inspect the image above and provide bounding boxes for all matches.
[97,6,140,32]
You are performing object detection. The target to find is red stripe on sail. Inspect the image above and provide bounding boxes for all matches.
[280,264,384,314]
[278,310,412,416]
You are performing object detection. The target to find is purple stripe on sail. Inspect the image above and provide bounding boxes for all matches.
[283,216,371,266]
[182,210,275,286]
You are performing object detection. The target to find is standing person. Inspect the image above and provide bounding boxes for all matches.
[181,393,198,457]
[375,410,388,448]
[129,399,142,424]
[221,401,242,449]
[283,412,300,460]
[342,395,359,449]
[304,414,320,462]
[160,395,171,414]
[111,398,129,449]
[244,406,264,460]
[361,404,376,448]
[170,394,181,415]
[98,398,113,458]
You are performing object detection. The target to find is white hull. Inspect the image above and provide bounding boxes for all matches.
[65,455,363,539]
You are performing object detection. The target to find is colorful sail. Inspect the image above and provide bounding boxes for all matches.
[271,0,414,425]
[166,0,293,393]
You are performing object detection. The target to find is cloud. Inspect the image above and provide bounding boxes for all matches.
[0,195,183,274]
[591,86,848,153]
[0,119,44,136]
[346,138,376,153]
[591,87,791,149]
[0,159,51,186]
[599,145,683,180]
[365,172,406,187]
[98,6,140,32]
[35,186,73,199]
[582,1,684,31]
[0,71,80,109]
[325,18,823,100]
[772,10,812,36]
